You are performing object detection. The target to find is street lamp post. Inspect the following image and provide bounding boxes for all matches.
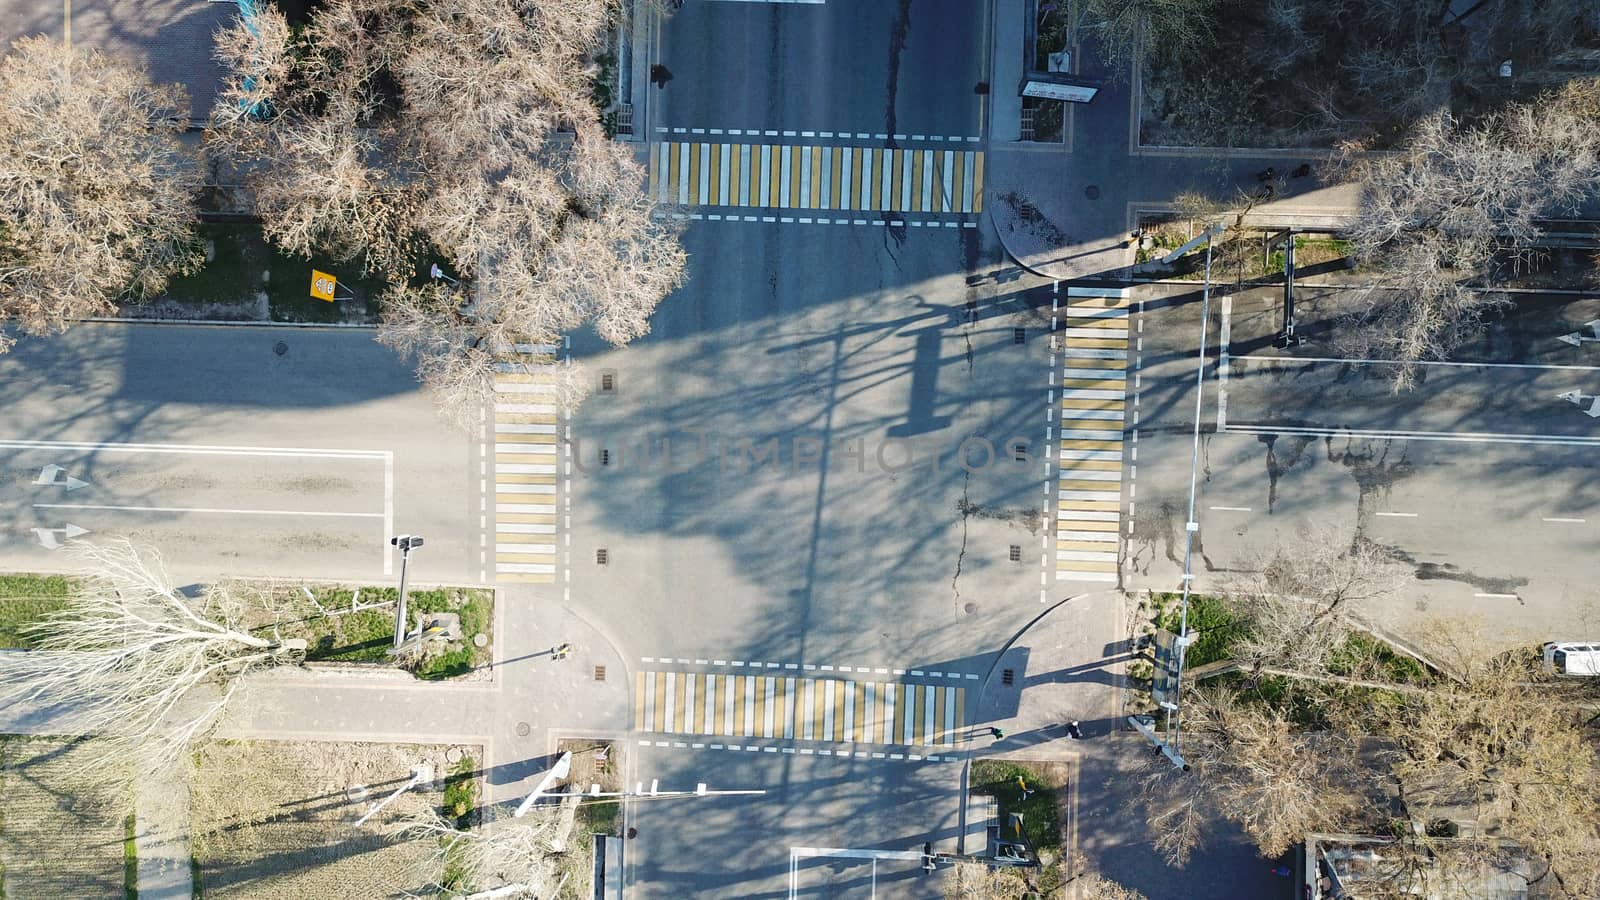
[390,534,425,651]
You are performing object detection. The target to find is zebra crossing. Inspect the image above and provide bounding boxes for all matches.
[1055,286,1132,583]
[492,344,561,584]
[648,142,984,214]
[635,670,966,751]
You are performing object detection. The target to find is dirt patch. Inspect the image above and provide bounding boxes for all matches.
[191,739,478,899]
[542,738,622,900]
[0,738,128,898]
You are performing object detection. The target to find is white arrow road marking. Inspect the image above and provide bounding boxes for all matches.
[32,523,89,550]
[32,464,88,491]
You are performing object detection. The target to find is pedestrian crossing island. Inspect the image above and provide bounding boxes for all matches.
[635,671,965,749]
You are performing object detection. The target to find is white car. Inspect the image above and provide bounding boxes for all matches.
[1543,641,1600,676]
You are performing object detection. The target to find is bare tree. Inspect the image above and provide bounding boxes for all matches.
[1143,536,1600,892]
[0,541,303,791]
[942,861,1028,900]
[392,804,579,898]
[1222,530,1404,677]
[209,0,686,429]
[1142,687,1368,866]
[1075,872,1149,900]
[1381,633,1600,897]
[0,36,201,353]
[1075,0,1218,71]
[1341,81,1600,389]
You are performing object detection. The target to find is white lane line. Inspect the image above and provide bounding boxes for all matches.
[1208,506,1252,512]
[0,439,386,458]
[1542,517,1586,523]
[1375,511,1418,518]
[384,450,395,576]
[1225,423,1600,448]
[1242,354,1600,373]
[1474,593,1520,599]
[33,502,384,518]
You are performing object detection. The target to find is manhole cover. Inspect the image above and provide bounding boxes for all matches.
[273,340,288,356]
[346,784,369,802]
[964,601,978,615]
[1084,184,1100,200]
[472,633,488,648]
[515,721,530,737]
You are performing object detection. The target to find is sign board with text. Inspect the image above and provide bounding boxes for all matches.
[310,269,337,302]
[1021,79,1098,103]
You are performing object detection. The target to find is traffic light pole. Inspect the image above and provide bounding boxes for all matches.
[390,535,424,650]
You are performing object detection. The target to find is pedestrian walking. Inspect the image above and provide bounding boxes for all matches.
[1066,720,1083,739]
[1291,163,1312,178]
[551,642,572,660]
[1256,166,1277,182]
[990,726,1005,740]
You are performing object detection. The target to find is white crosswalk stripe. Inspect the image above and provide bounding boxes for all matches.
[492,348,561,584]
[635,670,966,751]
[1056,286,1133,583]
[650,141,984,215]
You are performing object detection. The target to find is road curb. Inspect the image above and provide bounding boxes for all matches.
[81,316,376,329]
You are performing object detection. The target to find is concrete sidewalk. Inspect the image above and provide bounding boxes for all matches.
[983,0,1359,282]
[958,588,1283,898]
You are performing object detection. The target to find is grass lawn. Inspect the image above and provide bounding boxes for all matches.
[969,759,1064,857]
[124,813,137,900]
[0,574,72,649]
[252,584,494,680]
[155,223,389,323]
[1156,593,1245,669]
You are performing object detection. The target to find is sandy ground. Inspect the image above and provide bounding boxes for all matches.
[190,739,480,900]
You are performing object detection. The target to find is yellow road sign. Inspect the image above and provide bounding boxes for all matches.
[310,269,337,302]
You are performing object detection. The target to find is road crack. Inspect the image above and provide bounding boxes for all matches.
[953,470,971,611]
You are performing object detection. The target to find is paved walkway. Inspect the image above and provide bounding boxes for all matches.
[135,763,193,900]
[958,589,1283,899]
[216,590,633,805]
[985,1,1360,281]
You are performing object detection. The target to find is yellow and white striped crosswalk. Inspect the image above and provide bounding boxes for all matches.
[493,344,560,584]
[1056,287,1132,583]
[649,142,984,214]
[635,670,965,749]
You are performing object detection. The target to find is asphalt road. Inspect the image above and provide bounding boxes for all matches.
[582,3,1105,896]
[0,323,478,584]
[1129,284,1600,640]
[647,0,987,141]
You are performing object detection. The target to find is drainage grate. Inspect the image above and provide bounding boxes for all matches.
[1013,327,1026,345]
[616,103,634,137]
[1008,544,1022,562]
[601,372,616,393]
[1002,668,1015,686]
[600,449,611,466]
[1013,443,1027,461]
[596,548,609,565]
[594,665,607,682]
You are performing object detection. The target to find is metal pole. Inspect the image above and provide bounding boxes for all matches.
[354,764,431,828]
[1166,233,1215,756]
[393,544,411,650]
